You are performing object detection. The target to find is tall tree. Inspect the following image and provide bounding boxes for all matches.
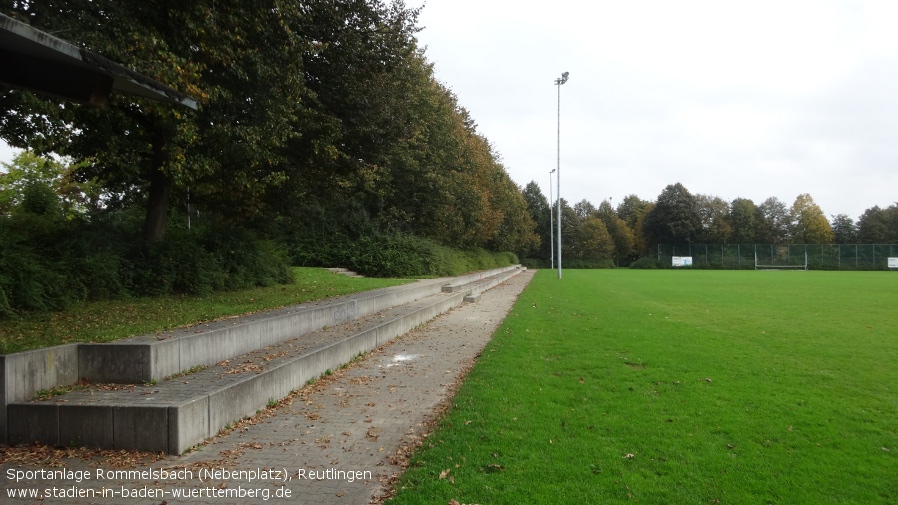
[857,205,898,243]
[830,214,858,244]
[576,216,614,262]
[558,198,580,260]
[573,199,597,220]
[286,0,421,216]
[487,177,539,256]
[634,202,654,255]
[0,1,550,256]
[789,193,833,244]
[695,194,732,244]
[1,1,316,241]
[521,181,550,259]
[598,200,634,265]
[728,198,760,244]
[642,183,701,247]
[756,197,791,244]
[1,152,62,216]
[616,194,649,231]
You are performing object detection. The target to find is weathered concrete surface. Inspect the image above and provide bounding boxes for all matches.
[0,267,519,444]
[75,275,457,383]
[0,269,534,504]
[0,344,78,443]
[5,268,524,453]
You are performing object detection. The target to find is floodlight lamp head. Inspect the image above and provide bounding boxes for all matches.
[551,168,556,174]
[555,71,569,85]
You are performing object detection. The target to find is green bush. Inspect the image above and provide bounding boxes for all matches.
[128,226,292,297]
[520,257,549,269]
[560,258,616,269]
[0,213,75,312]
[0,243,72,311]
[18,181,62,217]
[520,257,616,270]
[629,257,660,269]
[0,284,12,319]
[283,227,518,279]
[204,227,292,289]
[130,231,224,296]
[0,213,292,317]
[76,251,130,300]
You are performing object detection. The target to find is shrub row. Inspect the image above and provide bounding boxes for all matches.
[520,257,616,270]
[272,202,518,278]
[0,212,291,317]
[1,197,520,318]
[284,229,517,278]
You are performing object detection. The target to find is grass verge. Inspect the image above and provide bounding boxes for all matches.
[389,269,898,504]
[0,267,410,354]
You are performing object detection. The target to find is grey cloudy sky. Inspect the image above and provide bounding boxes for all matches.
[413,0,898,220]
[3,1,896,221]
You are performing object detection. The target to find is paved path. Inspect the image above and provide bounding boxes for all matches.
[1,270,533,505]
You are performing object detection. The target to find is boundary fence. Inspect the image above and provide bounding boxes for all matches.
[657,244,898,270]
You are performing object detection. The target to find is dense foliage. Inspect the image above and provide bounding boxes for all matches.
[0,203,292,316]
[0,1,535,316]
[520,179,897,269]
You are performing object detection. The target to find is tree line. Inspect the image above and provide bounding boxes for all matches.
[0,0,537,252]
[0,0,536,316]
[520,181,898,267]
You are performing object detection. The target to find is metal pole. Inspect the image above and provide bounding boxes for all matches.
[549,169,555,269]
[554,72,568,279]
[556,78,562,279]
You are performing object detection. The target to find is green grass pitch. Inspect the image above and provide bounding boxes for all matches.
[389,269,898,504]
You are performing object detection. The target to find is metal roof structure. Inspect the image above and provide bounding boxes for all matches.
[0,13,197,109]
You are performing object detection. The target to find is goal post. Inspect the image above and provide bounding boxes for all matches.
[755,252,808,271]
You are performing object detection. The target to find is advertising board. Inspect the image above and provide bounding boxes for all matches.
[672,256,693,267]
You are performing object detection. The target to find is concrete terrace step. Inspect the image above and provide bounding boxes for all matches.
[77,264,519,384]
[0,265,522,443]
[3,266,524,452]
[325,267,363,278]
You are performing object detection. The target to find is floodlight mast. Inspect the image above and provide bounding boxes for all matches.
[554,71,569,279]
[549,169,556,269]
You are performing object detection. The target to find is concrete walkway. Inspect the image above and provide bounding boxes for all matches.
[0,270,533,504]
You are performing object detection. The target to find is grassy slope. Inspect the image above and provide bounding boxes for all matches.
[390,270,898,504]
[0,267,410,354]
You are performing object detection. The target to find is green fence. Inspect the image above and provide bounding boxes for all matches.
[657,244,898,270]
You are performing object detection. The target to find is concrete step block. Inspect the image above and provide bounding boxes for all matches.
[2,266,521,446]
[7,287,481,453]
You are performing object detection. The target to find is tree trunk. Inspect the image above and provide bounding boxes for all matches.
[142,133,172,243]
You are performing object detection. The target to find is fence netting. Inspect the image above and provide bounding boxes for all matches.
[657,244,898,270]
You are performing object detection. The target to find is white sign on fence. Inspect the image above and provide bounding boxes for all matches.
[672,256,693,267]
[889,257,898,269]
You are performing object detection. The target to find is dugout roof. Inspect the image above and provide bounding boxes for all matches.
[0,12,197,109]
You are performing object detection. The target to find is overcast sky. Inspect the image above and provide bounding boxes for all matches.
[413,0,898,220]
[3,1,896,221]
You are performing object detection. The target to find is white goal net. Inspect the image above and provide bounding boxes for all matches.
[755,252,808,271]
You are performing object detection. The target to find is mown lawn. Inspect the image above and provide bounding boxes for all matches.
[0,267,410,354]
[390,269,898,504]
